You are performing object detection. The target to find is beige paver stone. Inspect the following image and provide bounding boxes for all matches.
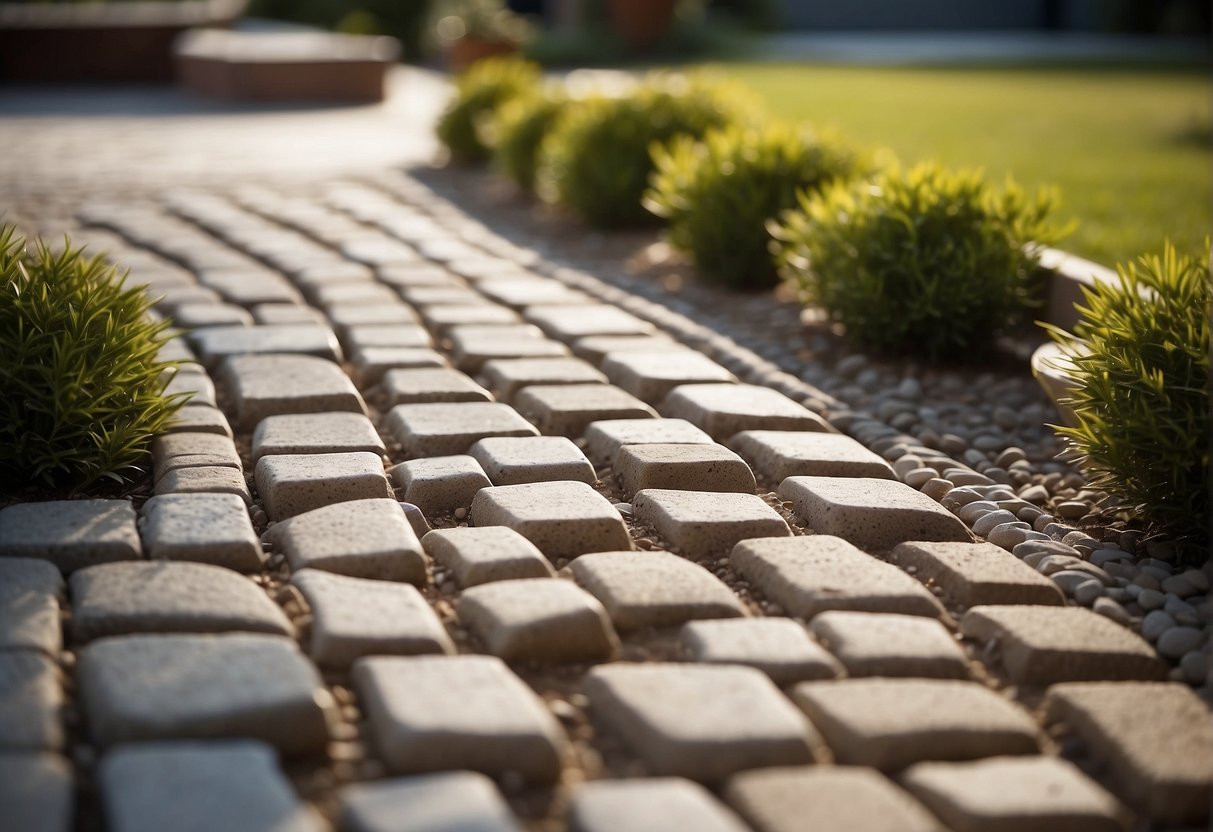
[583,417,714,466]
[633,489,790,559]
[153,465,252,503]
[681,618,842,685]
[312,281,399,308]
[780,476,972,551]
[380,368,493,406]
[515,384,658,437]
[449,325,569,373]
[340,237,418,267]
[379,265,463,290]
[616,443,755,496]
[422,527,555,587]
[385,402,539,457]
[662,384,830,441]
[725,766,945,832]
[572,333,684,364]
[792,678,1041,771]
[525,304,654,340]
[151,432,241,478]
[585,663,816,781]
[352,655,567,783]
[251,412,384,462]
[471,481,631,560]
[71,561,290,643]
[191,325,341,369]
[807,611,969,679]
[253,303,328,325]
[340,771,520,832]
[342,323,433,351]
[571,550,746,631]
[172,302,254,328]
[732,536,945,619]
[0,651,64,751]
[731,430,897,482]
[199,272,304,306]
[893,541,1065,606]
[328,303,420,332]
[602,351,737,404]
[0,500,141,573]
[421,303,520,333]
[255,451,392,521]
[163,367,217,407]
[0,753,73,832]
[1044,682,1212,824]
[354,347,448,384]
[0,559,63,654]
[470,436,596,485]
[264,499,426,584]
[397,286,485,306]
[164,404,234,437]
[457,578,619,663]
[480,357,607,403]
[99,741,325,832]
[569,778,748,832]
[389,455,491,515]
[219,353,364,430]
[141,492,263,571]
[960,605,1167,684]
[291,570,453,669]
[899,756,1131,832]
[478,278,589,308]
[77,633,332,754]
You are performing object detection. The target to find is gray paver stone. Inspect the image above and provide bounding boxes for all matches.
[525,304,654,340]
[0,559,63,654]
[583,417,714,466]
[569,778,748,832]
[661,383,830,441]
[151,432,241,478]
[352,655,567,783]
[421,303,520,333]
[470,481,632,560]
[343,323,433,351]
[470,436,596,485]
[449,325,569,373]
[385,402,539,457]
[219,353,364,430]
[255,451,391,520]
[680,618,842,685]
[616,443,756,496]
[807,611,970,679]
[478,278,589,308]
[572,334,684,364]
[340,771,520,832]
[422,526,555,587]
[380,368,493,405]
[140,493,263,572]
[163,368,217,407]
[633,489,790,559]
[730,430,897,482]
[329,303,420,332]
[480,357,607,403]
[172,302,253,328]
[164,404,234,437]
[600,351,736,404]
[0,753,73,832]
[0,500,141,573]
[354,347,448,385]
[389,455,492,515]
[893,541,1066,607]
[191,325,341,369]
[154,466,252,504]
[251,412,385,462]
[515,384,658,438]
[0,651,64,751]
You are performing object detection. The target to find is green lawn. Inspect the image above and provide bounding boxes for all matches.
[699,62,1210,267]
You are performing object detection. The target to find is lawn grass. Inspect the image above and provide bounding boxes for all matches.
[698,61,1210,267]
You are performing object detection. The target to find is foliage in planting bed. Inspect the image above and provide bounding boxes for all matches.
[436,55,540,164]
[492,87,568,192]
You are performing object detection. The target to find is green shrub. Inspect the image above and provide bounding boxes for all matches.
[538,75,747,228]
[1043,242,1210,541]
[492,88,568,192]
[247,0,433,60]
[436,56,540,163]
[773,163,1067,358]
[645,122,861,290]
[0,226,187,491]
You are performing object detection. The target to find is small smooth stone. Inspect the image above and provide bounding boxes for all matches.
[971,511,1018,538]
[986,522,1032,550]
[956,501,999,525]
[1092,597,1131,626]
[1056,501,1091,519]
[1073,580,1106,606]
[1156,626,1204,660]
[1051,571,1101,597]
[1137,589,1166,611]
[1180,651,1208,685]
[1161,576,1199,599]
[921,479,954,501]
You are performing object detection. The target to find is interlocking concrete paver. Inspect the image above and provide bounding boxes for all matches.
[340,771,520,832]
[291,570,453,669]
[601,351,737,404]
[140,492,263,572]
[572,333,685,364]
[478,278,589,308]
[151,432,241,479]
[570,550,747,631]
[515,384,658,437]
[311,282,399,308]
[457,578,619,663]
[480,357,607,403]
[422,527,555,587]
[152,465,252,503]
[0,652,64,751]
[251,412,385,462]
[731,430,897,481]
[380,368,493,405]
[328,303,420,332]
[0,753,73,832]
[807,611,969,679]
[342,323,433,351]
[585,663,816,781]
[389,455,491,515]
[172,302,254,328]
[583,418,714,466]
[893,541,1065,606]
[252,302,328,326]
[421,303,521,333]
[780,476,972,550]
[99,741,325,832]
[960,605,1167,684]
[0,500,141,573]
[470,481,632,560]
[681,618,842,685]
[725,766,945,832]
[616,443,756,496]
[163,404,234,437]
[732,535,947,620]
[191,324,342,369]
[569,778,748,832]
[219,353,364,430]
[397,286,485,306]
[1044,682,1213,824]
[661,383,830,441]
[163,366,218,407]
[255,451,392,521]
[78,633,332,754]
[899,756,1130,832]
[386,402,539,457]
[353,655,567,783]
[791,678,1040,771]
[0,559,63,654]
[449,325,570,373]
[354,347,449,384]
[264,498,426,583]
[633,489,790,559]
[470,436,597,485]
[198,271,304,307]
[525,304,655,340]
[70,561,290,643]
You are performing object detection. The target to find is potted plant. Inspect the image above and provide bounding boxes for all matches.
[606,0,678,49]
[431,0,532,71]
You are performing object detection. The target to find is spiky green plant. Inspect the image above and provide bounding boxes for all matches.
[436,55,541,164]
[0,225,188,491]
[1043,242,1210,541]
[492,87,568,192]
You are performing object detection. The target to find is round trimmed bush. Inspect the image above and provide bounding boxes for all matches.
[436,55,540,163]
[645,122,861,290]
[492,87,568,192]
[773,163,1067,359]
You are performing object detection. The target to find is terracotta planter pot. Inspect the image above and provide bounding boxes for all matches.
[446,37,518,71]
[607,0,678,48]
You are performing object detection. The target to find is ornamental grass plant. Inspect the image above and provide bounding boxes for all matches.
[436,55,541,163]
[492,87,569,192]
